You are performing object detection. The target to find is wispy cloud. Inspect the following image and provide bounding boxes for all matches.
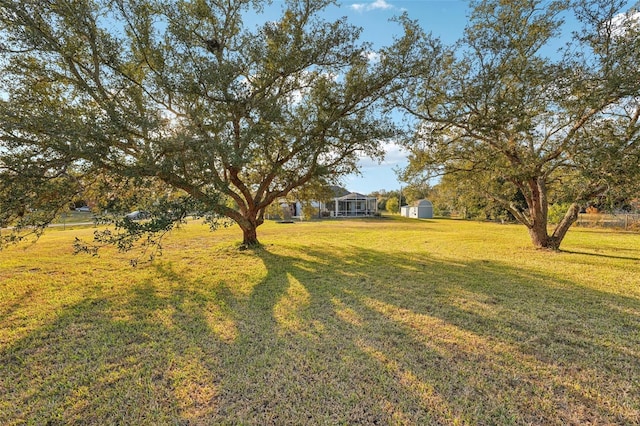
[610,10,640,37]
[358,141,407,169]
[364,51,382,63]
[350,0,395,13]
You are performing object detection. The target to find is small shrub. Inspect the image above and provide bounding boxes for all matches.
[386,197,399,214]
[301,203,317,220]
[548,203,571,225]
[265,202,284,220]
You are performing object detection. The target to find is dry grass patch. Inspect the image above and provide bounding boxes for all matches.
[1,217,639,424]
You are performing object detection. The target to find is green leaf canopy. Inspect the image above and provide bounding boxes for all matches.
[0,0,432,247]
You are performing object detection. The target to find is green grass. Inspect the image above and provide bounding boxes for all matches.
[1,217,639,425]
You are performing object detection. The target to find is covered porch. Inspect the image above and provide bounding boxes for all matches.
[328,192,378,217]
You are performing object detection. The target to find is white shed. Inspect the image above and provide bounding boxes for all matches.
[413,199,433,218]
[401,199,433,219]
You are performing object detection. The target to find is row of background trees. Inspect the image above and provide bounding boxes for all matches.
[372,179,640,223]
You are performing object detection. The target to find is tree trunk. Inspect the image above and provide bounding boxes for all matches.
[525,177,552,249]
[527,202,580,250]
[522,177,579,250]
[237,210,263,248]
[549,202,580,249]
[240,223,260,247]
[527,220,552,249]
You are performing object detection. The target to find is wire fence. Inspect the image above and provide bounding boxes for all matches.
[575,213,640,231]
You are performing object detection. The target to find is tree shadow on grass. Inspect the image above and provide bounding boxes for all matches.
[228,245,640,425]
[1,244,639,425]
[0,270,229,424]
[560,249,640,261]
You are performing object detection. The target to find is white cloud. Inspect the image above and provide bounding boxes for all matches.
[345,143,407,193]
[350,0,395,13]
[358,141,407,169]
[610,10,640,37]
[364,51,382,63]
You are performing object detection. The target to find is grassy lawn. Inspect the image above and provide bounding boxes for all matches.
[1,217,639,425]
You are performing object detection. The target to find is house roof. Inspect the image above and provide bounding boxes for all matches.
[336,192,375,201]
[328,185,350,198]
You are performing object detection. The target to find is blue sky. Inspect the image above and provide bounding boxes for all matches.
[323,1,471,194]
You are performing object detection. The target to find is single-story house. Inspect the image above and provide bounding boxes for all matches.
[271,191,378,219]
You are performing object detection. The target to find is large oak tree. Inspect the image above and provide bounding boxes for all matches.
[398,0,640,249]
[0,0,428,248]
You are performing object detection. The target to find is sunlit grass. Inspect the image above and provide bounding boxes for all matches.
[1,217,639,424]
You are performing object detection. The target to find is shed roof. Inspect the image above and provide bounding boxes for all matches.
[416,199,433,207]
